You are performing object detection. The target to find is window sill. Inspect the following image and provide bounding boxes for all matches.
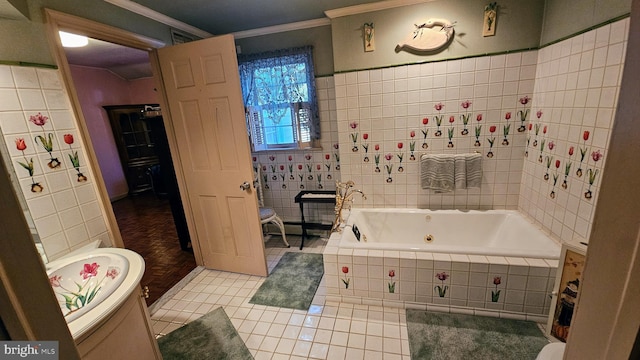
[252,145,323,153]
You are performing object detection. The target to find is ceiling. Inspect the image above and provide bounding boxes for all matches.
[63,0,386,80]
[131,0,381,34]
[64,37,151,80]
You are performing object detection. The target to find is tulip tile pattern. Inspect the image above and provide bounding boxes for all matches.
[112,192,196,306]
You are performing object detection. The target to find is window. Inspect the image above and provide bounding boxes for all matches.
[239,46,320,151]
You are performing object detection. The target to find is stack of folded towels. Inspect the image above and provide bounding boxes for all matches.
[420,153,482,192]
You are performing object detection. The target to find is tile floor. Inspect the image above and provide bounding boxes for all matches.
[150,235,412,360]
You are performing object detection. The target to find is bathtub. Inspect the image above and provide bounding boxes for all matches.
[324,208,560,319]
[340,208,560,259]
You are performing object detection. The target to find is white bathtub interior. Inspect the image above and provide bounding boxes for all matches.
[341,209,561,259]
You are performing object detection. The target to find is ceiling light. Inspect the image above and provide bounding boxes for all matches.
[59,31,88,48]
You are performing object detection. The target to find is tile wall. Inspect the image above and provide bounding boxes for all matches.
[0,65,112,260]
[253,76,339,225]
[519,18,628,244]
[323,233,557,321]
[334,51,538,210]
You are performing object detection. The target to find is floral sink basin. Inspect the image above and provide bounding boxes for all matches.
[45,248,144,338]
[48,253,129,322]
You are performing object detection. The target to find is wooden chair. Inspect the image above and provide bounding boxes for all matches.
[254,166,290,248]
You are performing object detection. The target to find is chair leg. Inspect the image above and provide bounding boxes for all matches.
[271,216,290,248]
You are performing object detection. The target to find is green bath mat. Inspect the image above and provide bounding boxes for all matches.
[406,310,549,360]
[157,307,252,360]
[249,252,324,310]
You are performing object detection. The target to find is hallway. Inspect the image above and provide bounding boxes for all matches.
[112,192,197,305]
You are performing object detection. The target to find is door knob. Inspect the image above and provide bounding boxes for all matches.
[240,181,251,191]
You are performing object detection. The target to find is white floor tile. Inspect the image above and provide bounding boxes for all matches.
[149,236,417,360]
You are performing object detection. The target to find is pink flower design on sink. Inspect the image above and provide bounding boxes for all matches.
[48,255,128,322]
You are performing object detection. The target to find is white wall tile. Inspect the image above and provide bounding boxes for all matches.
[17,89,46,110]
[0,112,28,134]
[11,67,39,88]
[0,65,112,261]
[0,66,15,88]
[37,69,63,89]
[0,89,22,111]
[518,20,624,245]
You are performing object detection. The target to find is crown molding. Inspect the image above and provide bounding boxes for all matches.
[232,18,331,39]
[104,0,212,39]
[325,0,433,19]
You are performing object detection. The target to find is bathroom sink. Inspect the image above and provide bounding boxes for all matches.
[46,248,145,338]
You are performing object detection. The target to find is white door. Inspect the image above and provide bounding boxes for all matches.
[156,34,267,276]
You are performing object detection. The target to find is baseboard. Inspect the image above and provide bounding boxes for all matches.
[110,193,129,202]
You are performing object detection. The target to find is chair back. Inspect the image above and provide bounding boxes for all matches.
[254,165,265,207]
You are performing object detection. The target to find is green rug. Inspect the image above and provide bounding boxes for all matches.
[406,310,549,360]
[157,307,252,360]
[249,252,324,310]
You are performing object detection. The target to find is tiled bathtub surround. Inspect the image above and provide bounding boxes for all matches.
[0,65,112,260]
[323,233,557,322]
[335,50,538,210]
[252,19,628,249]
[519,18,629,244]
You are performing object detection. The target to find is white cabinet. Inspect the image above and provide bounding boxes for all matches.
[75,288,161,360]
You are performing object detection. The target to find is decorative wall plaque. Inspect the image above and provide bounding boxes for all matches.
[396,18,455,53]
[483,2,498,37]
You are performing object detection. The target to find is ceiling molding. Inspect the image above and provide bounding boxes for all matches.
[232,18,331,39]
[324,0,433,19]
[104,0,213,39]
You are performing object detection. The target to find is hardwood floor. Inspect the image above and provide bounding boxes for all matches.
[111,192,196,306]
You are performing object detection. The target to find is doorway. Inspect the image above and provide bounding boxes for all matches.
[46,11,197,306]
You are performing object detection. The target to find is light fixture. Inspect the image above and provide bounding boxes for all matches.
[58,31,88,48]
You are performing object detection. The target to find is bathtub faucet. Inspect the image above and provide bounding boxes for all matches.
[332,180,366,233]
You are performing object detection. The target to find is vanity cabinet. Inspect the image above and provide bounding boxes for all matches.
[75,288,161,360]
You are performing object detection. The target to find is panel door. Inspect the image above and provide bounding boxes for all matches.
[156,34,267,276]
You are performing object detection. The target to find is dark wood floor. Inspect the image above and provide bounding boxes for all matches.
[112,192,196,306]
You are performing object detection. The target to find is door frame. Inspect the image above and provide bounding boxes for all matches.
[43,9,204,265]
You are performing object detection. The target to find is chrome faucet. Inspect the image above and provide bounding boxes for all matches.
[332,180,366,233]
